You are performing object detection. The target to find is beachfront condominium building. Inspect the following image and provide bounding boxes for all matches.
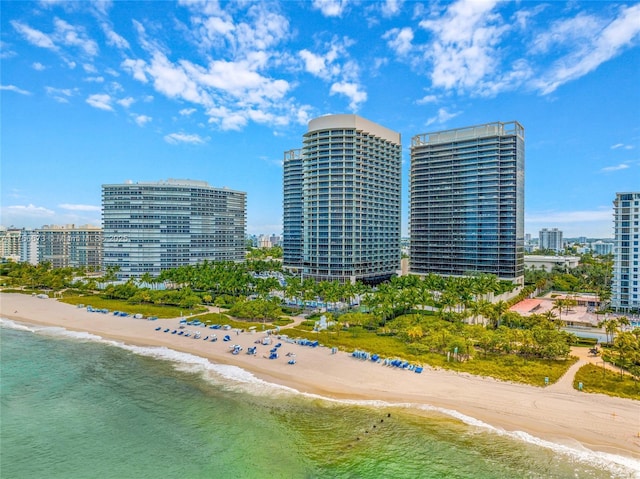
[539,228,563,252]
[283,114,402,284]
[37,224,103,269]
[611,192,640,312]
[102,179,246,279]
[20,229,39,265]
[283,149,303,270]
[409,121,525,283]
[0,227,21,262]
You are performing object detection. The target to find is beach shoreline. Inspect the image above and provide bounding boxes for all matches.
[2,292,639,466]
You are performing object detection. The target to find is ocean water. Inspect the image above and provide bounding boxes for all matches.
[1,318,639,479]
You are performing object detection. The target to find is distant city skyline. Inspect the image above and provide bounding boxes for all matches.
[2,1,639,238]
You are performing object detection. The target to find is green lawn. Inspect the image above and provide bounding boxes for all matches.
[573,364,640,400]
[59,295,205,319]
[280,325,576,386]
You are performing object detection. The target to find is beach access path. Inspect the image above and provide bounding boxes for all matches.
[1,292,639,463]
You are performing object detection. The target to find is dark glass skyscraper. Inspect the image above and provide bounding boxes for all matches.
[409,122,525,283]
[283,149,303,269]
[283,114,402,284]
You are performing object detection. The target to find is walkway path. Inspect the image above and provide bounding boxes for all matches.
[546,357,587,393]
[547,346,625,393]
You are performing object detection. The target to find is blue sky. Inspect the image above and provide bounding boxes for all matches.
[1,0,639,239]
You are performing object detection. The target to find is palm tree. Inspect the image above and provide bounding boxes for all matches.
[490,300,509,329]
[599,318,619,344]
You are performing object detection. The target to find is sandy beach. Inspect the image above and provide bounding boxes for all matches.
[2,292,639,463]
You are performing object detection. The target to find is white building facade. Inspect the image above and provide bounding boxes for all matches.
[284,115,402,283]
[539,228,563,252]
[102,179,246,279]
[611,192,640,312]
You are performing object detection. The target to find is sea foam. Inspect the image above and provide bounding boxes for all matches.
[3,317,639,478]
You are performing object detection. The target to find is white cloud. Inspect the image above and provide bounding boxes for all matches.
[384,27,414,56]
[179,108,196,116]
[611,143,634,150]
[122,58,148,82]
[380,0,403,18]
[330,81,367,110]
[102,23,130,50]
[2,204,55,218]
[84,76,105,83]
[299,42,345,80]
[532,4,640,94]
[145,53,209,105]
[12,17,99,66]
[419,0,507,93]
[45,86,75,103]
[32,62,46,71]
[600,163,630,173]
[299,49,328,77]
[134,115,152,126]
[0,85,31,95]
[426,107,461,126]
[117,97,135,108]
[58,203,100,212]
[312,0,349,17]
[11,21,57,49]
[86,93,113,111]
[53,18,99,56]
[164,132,206,144]
[416,94,438,104]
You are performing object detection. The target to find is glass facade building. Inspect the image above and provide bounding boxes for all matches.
[284,114,402,284]
[409,122,525,283]
[611,192,640,312]
[283,149,303,270]
[102,179,246,279]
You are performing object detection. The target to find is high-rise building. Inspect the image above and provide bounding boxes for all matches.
[283,114,402,283]
[611,192,640,312]
[0,227,21,262]
[36,224,103,269]
[283,149,303,270]
[591,240,613,256]
[539,228,563,252]
[20,229,39,265]
[102,179,246,279]
[409,121,525,283]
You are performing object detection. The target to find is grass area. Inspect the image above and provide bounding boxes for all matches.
[59,295,206,319]
[573,364,640,400]
[279,325,576,386]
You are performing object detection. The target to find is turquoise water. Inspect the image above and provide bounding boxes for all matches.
[1,319,639,479]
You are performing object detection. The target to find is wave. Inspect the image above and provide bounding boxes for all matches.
[3,316,639,477]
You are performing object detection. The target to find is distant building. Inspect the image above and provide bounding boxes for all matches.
[257,234,281,249]
[539,228,563,252]
[524,255,580,272]
[591,240,613,256]
[409,121,525,283]
[283,114,402,283]
[611,192,640,312]
[102,179,246,279]
[20,229,39,265]
[37,224,103,269]
[0,227,21,262]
